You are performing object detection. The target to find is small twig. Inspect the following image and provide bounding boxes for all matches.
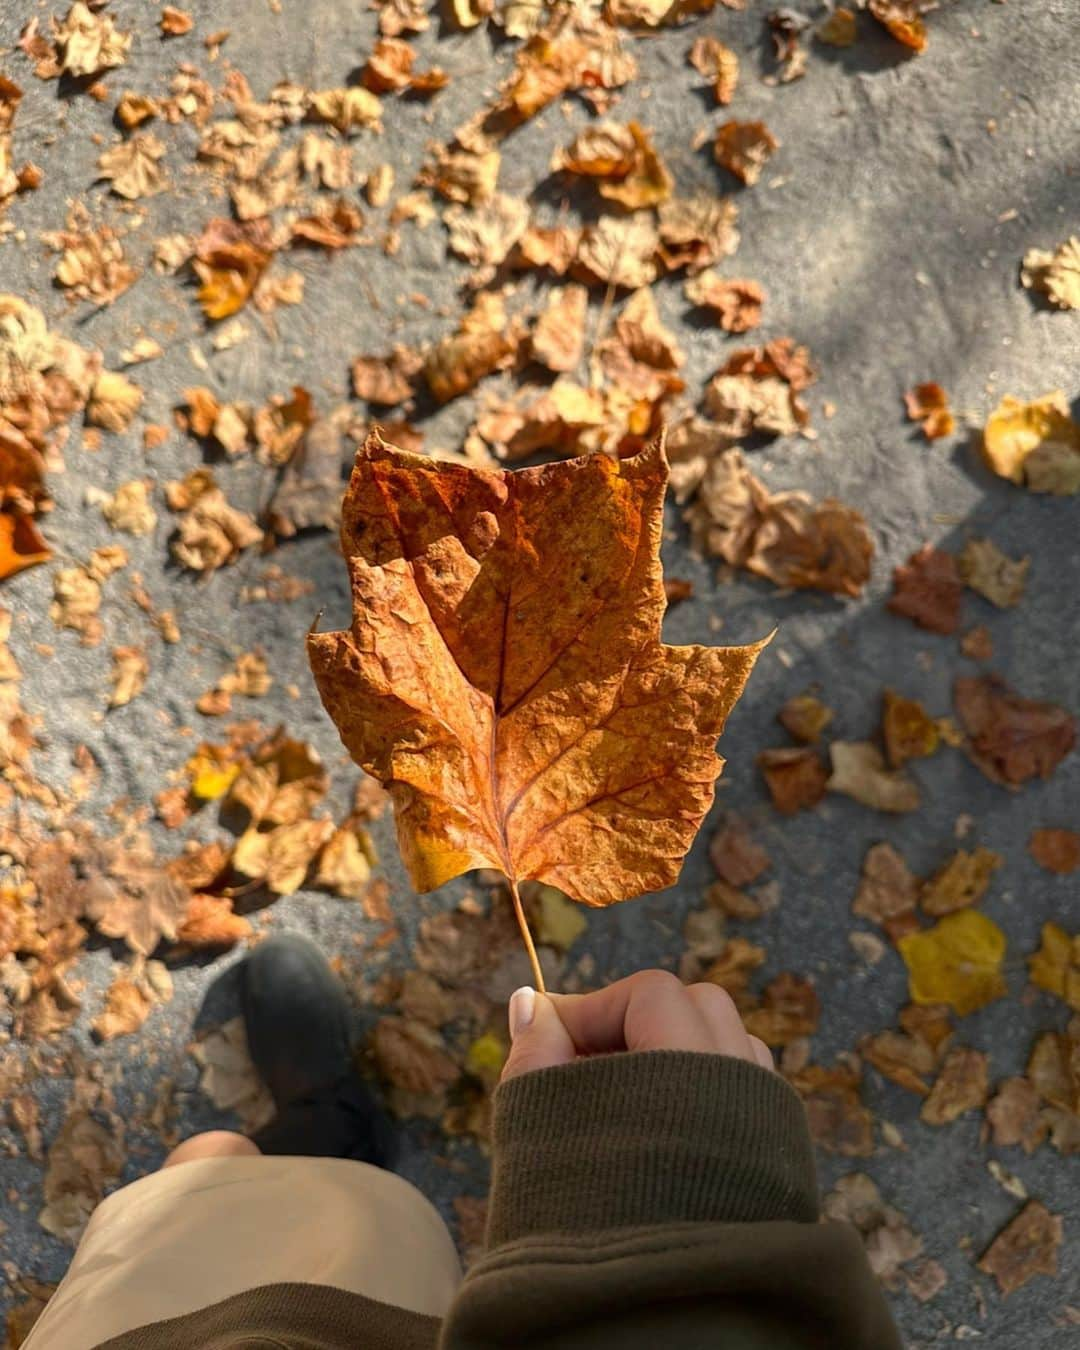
[508,876,546,993]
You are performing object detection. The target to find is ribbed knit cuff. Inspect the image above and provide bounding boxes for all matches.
[486,1051,818,1247]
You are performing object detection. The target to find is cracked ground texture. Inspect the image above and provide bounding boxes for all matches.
[0,1,1078,1346]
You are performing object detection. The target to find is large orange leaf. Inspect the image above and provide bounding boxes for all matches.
[309,433,766,914]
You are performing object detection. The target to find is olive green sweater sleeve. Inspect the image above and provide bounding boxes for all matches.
[441,1050,902,1350]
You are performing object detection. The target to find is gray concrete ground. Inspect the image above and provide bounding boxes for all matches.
[1,0,1078,1344]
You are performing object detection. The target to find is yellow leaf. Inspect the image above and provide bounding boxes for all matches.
[982,391,1080,494]
[899,909,1007,1016]
[1028,922,1080,1011]
[530,884,587,951]
[186,746,241,800]
[465,1031,506,1086]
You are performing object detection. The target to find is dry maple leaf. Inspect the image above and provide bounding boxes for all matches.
[97,133,165,199]
[982,391,1080,495]
[1021,236,1080,310]
[309,435,766,976]
[853,841,919,931]
[898,909,1007,1016]
[954,673,1076,786]
[888,543,962,635]
[978,1200,1062,1297]
[714,120,779,186]
[959,536,1029,609]
[688,36,739,104]
[1029,827,1080,876]
[904,382,955,440]
[53,2,132,79]
[685,272,764,333]
[986,1077,1047,1154]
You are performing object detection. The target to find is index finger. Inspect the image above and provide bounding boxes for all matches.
[547,970,714,1055]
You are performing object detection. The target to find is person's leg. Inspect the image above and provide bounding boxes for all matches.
[162,1130,261,1168]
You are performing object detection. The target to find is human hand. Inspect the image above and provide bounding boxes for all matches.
[500,969,775,1083]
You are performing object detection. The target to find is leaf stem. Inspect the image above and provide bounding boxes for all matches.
[508,877,546,993]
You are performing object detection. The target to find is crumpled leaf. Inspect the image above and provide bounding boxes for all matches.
[898,909,1007,1015]
[827,741,920,813]
[309,434,766,906]
[954,673,1076,786]
[1020,236,1080,310]
[86,370,142,432]
[687,448,873,597]
[314,823,378,899]
[823,1173,925,1289]
[986,1077,1047,1154]
[1029,827,1080,876]
[757,746,827,814]
[688,36,739,104]
[685,272,763,333]
[38,1109,123,1244]
[1028,923,1080,1011]
[853,841,918,932]
[232,818,335,895]
[657,195,739,275]
[574,214,659,289]
[788,1063,874,1157]
[778,693,832,744]
[888,544,962,634]
[0,512,51,580]
[744,972,819,1046]
[978,1201,1062,1296]
[445,194,529,277]
[921,1046,988,1125]
[373,1015,460,1097]
[709,812,769,888]
[92,959,172,1040]
[904,382,954,440]
[291,197,364,249]
[54,2,132,78]
[868,0,928,52]
[554,120,672,209]
[191,1016,275,1132]
[982,391,1080,495]
[362,37,447,94]
[352,346,423,406]
[882,688,940,767]
[107,645,148,708]
[193,218,273,321]
[920,847,1002,917]
[167,469,263,572]
[959,537,1029,608]
[97,133,165,200]
[424,292,519,403]
[307,86,383,135]
[531,284,588,373]
[174,894,252,949]
[704,338,813,439]
[714,120,779,186]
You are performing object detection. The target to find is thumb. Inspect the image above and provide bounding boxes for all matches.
[500,987,577,1082]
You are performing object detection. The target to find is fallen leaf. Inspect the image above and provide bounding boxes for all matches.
[898,909,1007,1015]
[709,813,770,887]
[744,972,819,1046]
[98,479,156,536]
[420,142,500,206]
[167,470,263,572]
[191,1016,275,1132]
[193,218,273,321]
[778,693,833,744]
[757,746,827,814]
[1028,923,1080,1011]
[309,435,765,909]
[86,370,142,432]
[267,412,346,539]
[986,1077,1047,1154]
[713,120,779,186]
[363,37,448,94]
[954,673,1076,786]
[816,7,857,45]
[97,133,165,199]
[314,823,377,899]
[160,6,194,36]
[827,741,920,813]
[307,86,383,135]
[685,272,764,333]
[853,841,918,930]
[53,2,132,79]
[959,537,1030,608]
[881,688,940,767]
[788,1062,874,1157]
[531,284,588,373]
[1020,236,1080,310]
[554,120,672,209]
[574,214,659,289]
[107,645,148,708]
[823,1172,924,1289]
[904,382,955,440]
[920,847,1002,917]
[978,1201,1062,1296]
[38,1109,123,1244]
[688,36,739,104]
[982,391,1080,495]
[1029,828,1080,876]
[373,1015,460,1096]
[703,338,813,439]
[861,1028,938,1095]
[868,0,928,52]
[921,1046,988,1124]
[888,544,962,635]
[352,346,423,406]
[527,883,587,951]
[291,197,364,249]
[688,448,873,597]
[428,294,519,402]
[92,960,171,1039]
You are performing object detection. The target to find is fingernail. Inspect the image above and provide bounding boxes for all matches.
[508,986,536,1040]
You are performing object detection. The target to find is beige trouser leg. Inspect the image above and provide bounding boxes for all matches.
[24,1156,463,1350]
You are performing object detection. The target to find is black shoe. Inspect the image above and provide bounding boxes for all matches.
[241,932,398,1169]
